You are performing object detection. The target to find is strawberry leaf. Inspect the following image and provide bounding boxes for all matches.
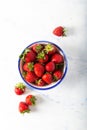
[30,96,37,105]
[27,62,34,71]
[37,51,45,59]
[53,75,58,81]
[21,109,30,114]
[63,27,67,36]
[22,71,27,78]
[16,82,26,90]
[19,48,30,60]
[44,44,54,53]
[36,44,43,52]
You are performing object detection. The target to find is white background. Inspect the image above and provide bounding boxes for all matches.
[0,0,87,130]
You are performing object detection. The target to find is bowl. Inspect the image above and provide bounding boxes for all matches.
[18,41,68,90]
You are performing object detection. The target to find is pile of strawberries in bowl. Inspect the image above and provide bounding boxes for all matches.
[18,41,67,90]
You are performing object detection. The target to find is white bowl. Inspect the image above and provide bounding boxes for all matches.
[18,41,68,90]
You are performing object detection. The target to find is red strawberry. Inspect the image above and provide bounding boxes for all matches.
[37,51,49,63]
[25,50,36,62]
[20,48,36,62]
[53,26,66,36]
[25,95,36,105]
[14,83,26,95]
[44,44,56,54]
[51,53,64,63]
[19,102,30,113]
[25,71,38,83]
[34,63,45,77]
[45,61,55,72]
[32,44,43,53]
[53,70,63,80]
[36,79,46,86]
[42,73,53,84]
[23,62,34,72]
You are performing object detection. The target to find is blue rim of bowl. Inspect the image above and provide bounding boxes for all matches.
[18,40,68,90]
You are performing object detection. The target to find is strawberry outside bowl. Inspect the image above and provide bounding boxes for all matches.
[18,41,68,90]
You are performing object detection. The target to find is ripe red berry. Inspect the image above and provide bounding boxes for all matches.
[53,26,66,36]
[25,71,38,83]
[20,48,36,63]
[51,53,64,63]
[14,83,26,95]
[23,62,34,72]
[44,44,56,54]
[34,63,45,77]
[53,70,63,80]
[19,102,30,113]
[25,95,36,105]
[42,73,53,84]
[45,61,55,72]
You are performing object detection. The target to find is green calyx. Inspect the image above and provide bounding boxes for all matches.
[30,96,37,105]
[44,44,53,53]
[19,48,30,60]
[36,79,42,85]
[56,63,64,70]
[22,71,27,78]
[37,79,41,83]
[36,44,43,52]
[21,109,30,114]
[63,27,67,36]
[53,75,58,81]
[37,51,45,59]
[16,82,26,90]
[27,62,34,71]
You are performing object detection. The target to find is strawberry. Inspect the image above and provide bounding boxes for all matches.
[44,44,56,54]
[53,70,63,80]
[36,79,46,86]
[25,71,38,83]
[25,95,36,105]
[45,61,55,72]
[53,26,66,36]
[20,48,36,62]
[51,53,64,63]
[15,83,26,95]
[34,63,45,77]
[42,73,53,84]
[23,62,34,72]
[19,102,30,113]
[25,50,36,62]
[32,44,43,53]
[37,51,49,63]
